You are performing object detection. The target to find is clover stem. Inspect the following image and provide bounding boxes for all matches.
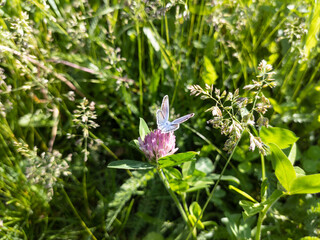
[157,168,196,238]
[181,193,191,218]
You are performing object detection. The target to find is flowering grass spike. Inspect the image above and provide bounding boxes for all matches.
[188,59,275,154]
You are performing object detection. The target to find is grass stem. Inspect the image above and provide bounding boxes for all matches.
[62,188,97,240]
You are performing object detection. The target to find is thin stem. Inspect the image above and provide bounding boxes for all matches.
[171,64,181,105]
[186,135,242,240]
[181,194,190,218]
[158,169,188,222]
[261,154,266,181]
[164,13,170,45]
[157,168,196,238]
[193,0,205,73]
[83,128,90,218]
[249,82,264,119]
[89,131,118,160]
[62,188,97,240]
[187,11,195,46]
[255,192,283,240]
[255,212,264,240]
[136,22,143,114]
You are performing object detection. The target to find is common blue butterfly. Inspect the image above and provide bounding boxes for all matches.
[156,95,194,133]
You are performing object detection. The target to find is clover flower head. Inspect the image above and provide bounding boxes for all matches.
[138,129,178,161]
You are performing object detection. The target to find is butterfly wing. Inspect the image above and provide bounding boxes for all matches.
[156,109,166,126]
[171,113,195,124]
[161,123,179,133]
[161,95,169,122]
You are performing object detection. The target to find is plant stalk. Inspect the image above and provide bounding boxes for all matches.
[62,188,97,240]
[255,192,283,240]
[186,135,242,240]
[261,154,266,181]
[157,168,196,238]
[136,22,143,114]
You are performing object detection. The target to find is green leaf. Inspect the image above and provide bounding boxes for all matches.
[207,174,240,184]
[222,213,253,239]
[106,171,154,230]
[129,139,141,151]
[185,173,212,191]
[92,4,123,17]
[229,185,257,203]
[302,157,320,174]
[195,157,214,174]
[158,152,198,168]
[48,0,62,18]
[260,127,299,149]
[182,161,196,178]
[19,110,54,127]
[305,145,320,160]
[139,118,150,141]
[202,56,218,85]
[188,214,205,229]
[163,167,182,180]
[188,203,205,230]
[189,202,202,219]
[268,143,296,191]
[304,2,320,57]
[143,27,160,52]
[108,160,155,170]
[300,236,320,240]
[302,146,320,173]
[289,174,320,195]
[263,189,283,205]
[233,143,259,162]
[186,183,210,193]
[184,171,239,192]
[239,200,264,219]
[293,166,306,177]
[169,179,189,194]
[238,161,252,173]
[269,98,283,114]
[288,143,297,165]
[193,40,205,49]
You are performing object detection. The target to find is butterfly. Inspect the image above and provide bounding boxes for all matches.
[156,95,194,133]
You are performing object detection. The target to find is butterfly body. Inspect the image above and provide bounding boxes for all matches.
[156,95,194,133]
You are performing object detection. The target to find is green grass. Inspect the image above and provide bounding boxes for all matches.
[0,0,320,239]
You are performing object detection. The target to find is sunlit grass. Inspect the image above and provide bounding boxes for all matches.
[0,0,320,239]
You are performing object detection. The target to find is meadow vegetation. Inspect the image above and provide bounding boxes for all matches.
[0,0,320,239]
